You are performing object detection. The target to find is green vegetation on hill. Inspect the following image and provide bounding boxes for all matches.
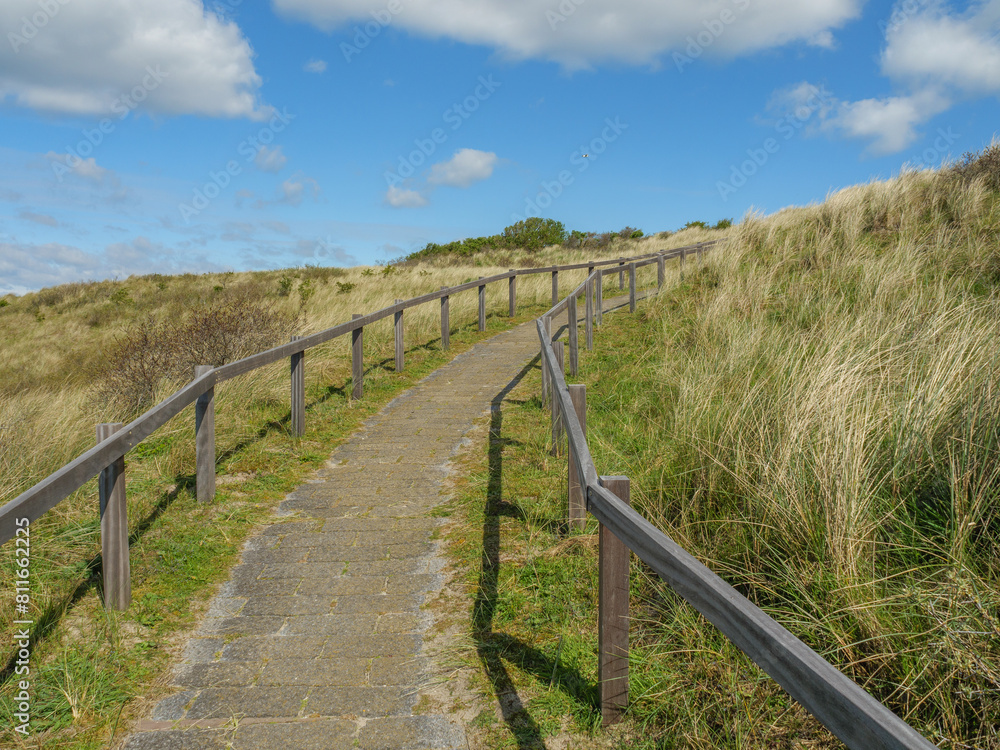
[402,216,734,263]
[449,146,1000,749]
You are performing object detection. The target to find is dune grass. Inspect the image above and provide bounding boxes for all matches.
[0,230,715,748]
[445,169,999,749]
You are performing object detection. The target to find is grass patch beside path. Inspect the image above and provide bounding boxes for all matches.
[0,304,547,750]
[444,169,1000,749]
[441,285,837,750]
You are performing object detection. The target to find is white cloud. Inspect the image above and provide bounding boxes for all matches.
[255,146,288,173]
[0,0,267,119]
[272,0,862,69]
[809,2,1000,154]
[0,237,227,292]
[427,149,498,188]
[882,7,1000,92]
[384,186,428,208]
[303,59,328,73]
[826,90,951,154]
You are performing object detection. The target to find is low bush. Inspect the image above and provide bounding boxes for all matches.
[947,140,1000,192]
[91,290,298,420]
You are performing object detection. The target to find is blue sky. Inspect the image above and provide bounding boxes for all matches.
[1,0,999,294]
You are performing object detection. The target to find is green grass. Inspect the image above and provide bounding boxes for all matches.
[0,302,550,749]
[442,282,839,749]
[444,167,1000,749]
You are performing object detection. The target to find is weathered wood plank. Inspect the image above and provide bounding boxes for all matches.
[440,287,449,351]
[551,340,565,456]
[596,268,604,326]
[598,475,630,724]
[509,271,516,317]
[478,279,486,332]
[194,365,215,504]
[568,294,579,377]
[585,483,936,750]
[585,275,594,351]
[538,320,597,490]
[351,314,363,400]
[567,385,586,531]
[0,371,214,545]
[552,269,559,307]
[394,299,404,373]
[629,263,636,313]
[97,422,130,611]
[290,335,305,437]
[541,316,552,407]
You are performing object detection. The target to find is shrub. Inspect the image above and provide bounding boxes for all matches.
[714,218,734,229]
[109,288,132,305]
[947,141,1000,192]
[299,278,315,307]
[277,275,295,297]
[683,220,709,230]
[335,281,355,294]
[500,217,567,251]
[91,291,298,420]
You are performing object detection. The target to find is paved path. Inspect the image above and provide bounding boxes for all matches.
[122,316,549,750]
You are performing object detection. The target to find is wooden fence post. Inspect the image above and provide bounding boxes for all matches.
[567,385,586,531]
[551,341,564,456]
[568,293,579,377]
[541,317,552,407]
[657,256,665,288]
[508,271,517,317]
[96,423,130,610]
[194,365,215,504]
[596,270,603,326]
[598,475,630,724]
[680,247,686,281]
[585,274,594,351]
[351,314,363,400]
[551,269,559,307]
[478,278,486,332]
[440,287,450,351]
[394,300,404,373]
[629,263,636,313]
[290,336,305,437]
[618,260,625,290]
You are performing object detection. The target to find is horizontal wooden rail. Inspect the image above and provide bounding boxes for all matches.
[585,483,935,749]
[0,240,717,547]
[0,370,216,543]
[534,247,937,748]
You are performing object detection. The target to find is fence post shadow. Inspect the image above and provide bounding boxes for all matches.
[473,355,599,748]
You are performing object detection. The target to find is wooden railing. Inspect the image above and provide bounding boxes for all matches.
[0,238,941,747]
[536,257,937,748]
[0,241,715,610]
